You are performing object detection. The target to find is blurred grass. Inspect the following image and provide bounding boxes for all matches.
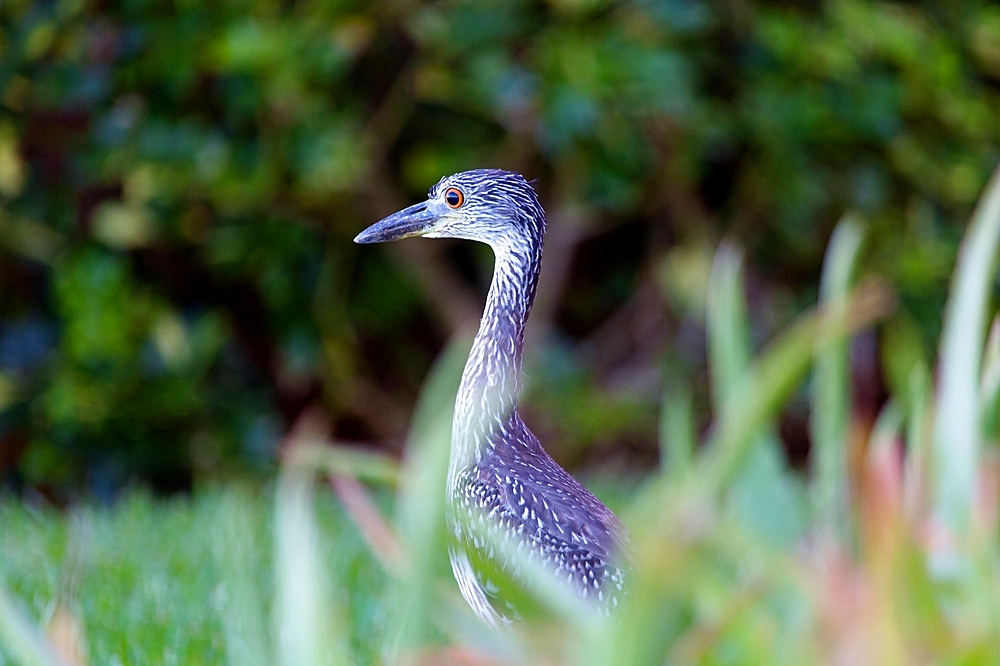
[0,487,389,666]
[0,584,67,666]
[932,165,1000,541]
[0,481,636,666]
[2,0,999,495]
[811,216,865,542]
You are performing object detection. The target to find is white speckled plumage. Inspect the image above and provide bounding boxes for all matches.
[357,169,627,626]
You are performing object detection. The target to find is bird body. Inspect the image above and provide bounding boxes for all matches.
[355,169,626,626]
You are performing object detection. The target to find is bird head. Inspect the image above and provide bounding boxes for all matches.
[354,169,545,249]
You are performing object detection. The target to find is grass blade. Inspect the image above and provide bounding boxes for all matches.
[811,216,864,540]
[328,474,404,571]
[701,280,891,494]
[979,316,1000,442]
[275,442,348,666]
[215,487,271,666]
[903,363,933,522]
[705,241,807,545]
[284,444,399,486]
[0,583,70,666]
[659,384,695,481]
[932,164,1000,539]
[390,336,470,655]
[706,242,752,408]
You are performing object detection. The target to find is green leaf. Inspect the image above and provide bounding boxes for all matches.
[274,462,349,666]
[932,164,1000,540]
[0,583,69,666]
[903,362,933,520]
[701,281,890,494]
[706,242,752,408]
[214,487,271,666]
[706,242,806,544]
[979,316,1000,442]
[811,215,865,541]
[727,444,807,547]
[390,336,471,653]
[659,384,694,481]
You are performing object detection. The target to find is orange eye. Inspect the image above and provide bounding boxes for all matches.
[444,187,464,208]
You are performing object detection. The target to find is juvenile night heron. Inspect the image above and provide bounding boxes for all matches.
[355,169,626,626]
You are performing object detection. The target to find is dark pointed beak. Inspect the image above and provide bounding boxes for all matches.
[354,201,439,244]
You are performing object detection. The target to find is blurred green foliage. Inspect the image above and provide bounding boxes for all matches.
[0,0,997,493]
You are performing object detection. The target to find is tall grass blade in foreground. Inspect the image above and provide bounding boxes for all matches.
[613,275,888,666]
[979,317,1000,441]
[706,241,804,544]
[275,441,348,666]
[932,164,1000,543]
[0,583,70,666]
[706,242,753,403]
[659,384,694,481]
[215,487,271,666]
[903,363,933,521]
[700,280,890,494]
[389,337,471,656]
[811,216,864,542]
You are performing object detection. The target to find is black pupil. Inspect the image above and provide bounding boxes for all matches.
[446,189,461,206]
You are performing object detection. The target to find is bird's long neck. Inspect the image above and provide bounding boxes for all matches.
[450,234,542,476]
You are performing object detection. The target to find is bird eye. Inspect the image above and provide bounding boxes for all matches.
[444,187,464,208]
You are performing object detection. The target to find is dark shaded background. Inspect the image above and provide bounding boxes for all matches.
[0,0,997,499]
